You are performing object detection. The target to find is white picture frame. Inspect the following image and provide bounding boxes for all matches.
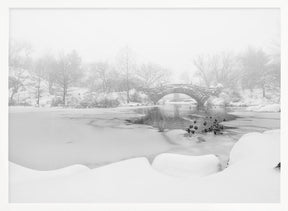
[1,0,287,211]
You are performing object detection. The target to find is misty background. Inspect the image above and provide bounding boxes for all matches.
[9,9,280,107]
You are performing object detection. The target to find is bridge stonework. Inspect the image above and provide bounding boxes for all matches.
[142,84,222,106]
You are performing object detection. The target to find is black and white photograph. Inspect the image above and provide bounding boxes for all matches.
[6,6,283,204]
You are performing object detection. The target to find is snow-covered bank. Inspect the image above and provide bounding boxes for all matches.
[246,103,280,112]
[223,88,280,113]
[10,129,280,203]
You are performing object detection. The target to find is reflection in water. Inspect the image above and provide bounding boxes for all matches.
[129,103,278,170]
[133,103,236,132]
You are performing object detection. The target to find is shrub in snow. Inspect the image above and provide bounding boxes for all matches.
[77,92,120,108]
[131,107,170,131]
[51,96,64,107]
[205,96,225,106]
[9,98,16,106]
[275,162,280,170]
[206,91,232,106]
[96,98,120,108]
[185,116,225,136]
[228,89,280,107]
[219,92,232,104]
[129,91,142,103]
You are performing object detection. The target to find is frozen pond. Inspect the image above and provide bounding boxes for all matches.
[133,103,280,139]
[9,105,280,170]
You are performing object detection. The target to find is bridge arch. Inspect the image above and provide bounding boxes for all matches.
[150,88,204,105]
[142,84,221,107]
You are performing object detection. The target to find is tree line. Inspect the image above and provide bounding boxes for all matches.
[9,40,280,107]
[191,46,280,98]
[9,42,171,106]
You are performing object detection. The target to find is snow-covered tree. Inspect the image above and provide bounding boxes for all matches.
[240,48,271,97]
[55,50,83,106]
[116,47,137,103]
[87,62,115,93]
[9,40,32,104]
[193,53,240,90]
[31,55,55,106]
[136,63,171,88]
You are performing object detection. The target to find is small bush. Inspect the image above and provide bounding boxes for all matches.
[51,97,64,107]
[18,101,32,106]
[8,98,32,106]
[9,99,16,106]
[78,96,120,108]
[97,98,120,108]
[67,96,80,107]
[130,92,142,103]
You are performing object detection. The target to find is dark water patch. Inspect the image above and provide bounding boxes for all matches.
[130,105,238,134]
[129,107,193,131]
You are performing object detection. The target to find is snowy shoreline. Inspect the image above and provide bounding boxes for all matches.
[9,129,280,203]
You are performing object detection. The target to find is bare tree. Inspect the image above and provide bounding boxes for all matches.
[55,50,83,106]
[193,53,240,90]
[136,63,171,88]
[266,40,280,90]
[87,62,114,92]
[268,39,280,65]
[31,55,57,106]
[9,76,24,105]
[193,55,214,87]
[32,59,44,106]
[240,47,270,97]
[117,47,136,103]
[212,53,241,90]
[38,54,58,95]
[9,40,32,70]
[9,40,32,104]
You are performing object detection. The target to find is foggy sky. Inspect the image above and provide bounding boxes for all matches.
[10,9,280,81]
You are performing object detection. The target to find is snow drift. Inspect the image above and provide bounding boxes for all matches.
[152,153,220,178]
[9,130,280,203]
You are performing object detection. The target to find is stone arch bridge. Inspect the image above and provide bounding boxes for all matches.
[141,84,222,106]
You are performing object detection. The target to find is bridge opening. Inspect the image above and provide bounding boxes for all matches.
[156,93,198,105]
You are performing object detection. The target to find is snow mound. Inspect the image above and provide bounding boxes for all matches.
[152,153,220,177]
[10,163,90,183]
[164,129,187,143]
[229,129,280,166]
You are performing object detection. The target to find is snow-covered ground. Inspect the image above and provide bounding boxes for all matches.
[246,103,280,112]
[227,89,280,112]
[9,129,280,202]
